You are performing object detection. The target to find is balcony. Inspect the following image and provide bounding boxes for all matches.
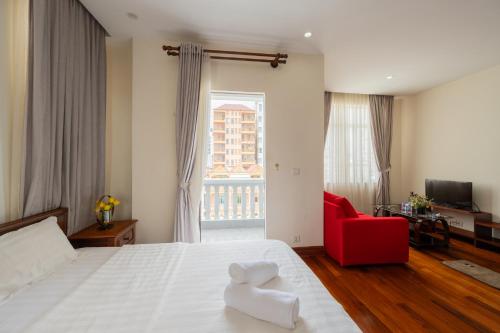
[213,135,225,143]
[201,178,265,242]
[241,156,256,163]
[241,138,255,144]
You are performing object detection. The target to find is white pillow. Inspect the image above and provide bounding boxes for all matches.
[0,216,77,302]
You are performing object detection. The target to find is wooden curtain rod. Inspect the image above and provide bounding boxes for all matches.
[162,45,287,68]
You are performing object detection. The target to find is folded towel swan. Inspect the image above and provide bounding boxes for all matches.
[228,260,279,285]
[224,282,300,329]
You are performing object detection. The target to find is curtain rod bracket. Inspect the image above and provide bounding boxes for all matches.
[270,53,282,68]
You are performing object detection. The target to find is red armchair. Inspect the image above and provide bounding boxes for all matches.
[324,191,409,266]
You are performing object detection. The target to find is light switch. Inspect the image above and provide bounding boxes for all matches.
[273,163,280,171]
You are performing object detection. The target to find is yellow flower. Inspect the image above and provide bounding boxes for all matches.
[114,200,120,206]
[109,197,115,204]
[104,205,111,211]
[99,202,105,208]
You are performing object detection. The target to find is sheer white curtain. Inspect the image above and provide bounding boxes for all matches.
[324,93,377,213]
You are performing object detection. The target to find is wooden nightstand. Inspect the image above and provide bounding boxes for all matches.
[69,219,137,248]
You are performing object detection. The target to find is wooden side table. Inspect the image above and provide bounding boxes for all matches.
[69,219,138,248]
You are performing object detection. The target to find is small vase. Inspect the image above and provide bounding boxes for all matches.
[416,207,426,215]
[98,210,113,230]
[103,210,112,223]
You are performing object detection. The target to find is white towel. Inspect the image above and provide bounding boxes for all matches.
[224,283,300,329]
[228,261,279,285]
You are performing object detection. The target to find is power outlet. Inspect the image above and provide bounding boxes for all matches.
[293,235,301,243]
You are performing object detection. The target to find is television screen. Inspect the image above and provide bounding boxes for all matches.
[425,179,473,210]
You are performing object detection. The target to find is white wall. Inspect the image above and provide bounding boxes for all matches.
[399,64,500,221]
[131,37,325,246]
[105,39,133,220]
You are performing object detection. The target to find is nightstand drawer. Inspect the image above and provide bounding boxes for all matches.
[118,228,135,246]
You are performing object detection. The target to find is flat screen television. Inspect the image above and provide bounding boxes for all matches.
[425,179,473,211]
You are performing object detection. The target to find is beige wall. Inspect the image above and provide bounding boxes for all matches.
[131,37,325,246]
[0,0,28,222]
[0,0,9,221]
[390,98,403,203]
[399,64,500,221]
[105,39,133,220]
[131,38,179,243]
[211,53,325,247]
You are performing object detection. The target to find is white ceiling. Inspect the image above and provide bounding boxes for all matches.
[81,0,500,95]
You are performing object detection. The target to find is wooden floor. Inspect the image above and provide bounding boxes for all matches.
[301,240,500,333]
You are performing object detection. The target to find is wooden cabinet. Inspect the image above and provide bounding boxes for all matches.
[69,220,137,248]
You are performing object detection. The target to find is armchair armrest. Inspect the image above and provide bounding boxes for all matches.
[324,201,345,261]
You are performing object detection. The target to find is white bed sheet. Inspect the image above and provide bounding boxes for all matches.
[1,240,360,333]
[0,247,118,332]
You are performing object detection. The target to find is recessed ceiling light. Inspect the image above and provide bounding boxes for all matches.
[304,32,312,38]
[126,12,138,20]
[386,75,393,80]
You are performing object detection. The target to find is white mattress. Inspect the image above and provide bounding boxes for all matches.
[0,240,360,333]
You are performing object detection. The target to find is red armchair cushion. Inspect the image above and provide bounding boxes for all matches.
[333,197,358,218]
[324,191,340,203]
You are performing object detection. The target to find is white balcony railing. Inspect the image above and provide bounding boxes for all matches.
[201,178,265,229]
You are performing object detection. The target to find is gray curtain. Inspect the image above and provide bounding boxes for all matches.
[324,91,332,143]
[23,0,106,234]
[174,43,204,243]
[369,95,394,205]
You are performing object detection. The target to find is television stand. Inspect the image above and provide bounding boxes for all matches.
[432,204,498,251]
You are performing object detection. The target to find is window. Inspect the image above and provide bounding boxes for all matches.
[324,93,377,185]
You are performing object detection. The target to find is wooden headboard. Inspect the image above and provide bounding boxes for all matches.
[0,208,69,236]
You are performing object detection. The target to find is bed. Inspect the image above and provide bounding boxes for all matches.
[0,209,360,332]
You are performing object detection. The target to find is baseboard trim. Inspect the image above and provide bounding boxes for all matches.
[293,246,325,257]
